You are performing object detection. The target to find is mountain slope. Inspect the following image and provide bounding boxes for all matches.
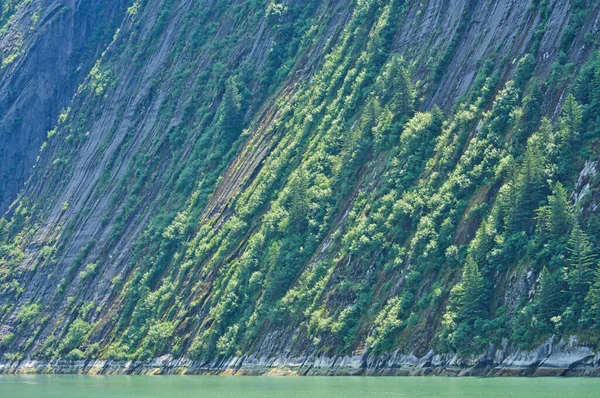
[1,0,600,374]
[0,0,130,212]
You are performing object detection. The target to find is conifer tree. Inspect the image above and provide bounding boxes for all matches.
[567,224,596,304]
[535,267,562,329]
[360,98,380,140]
[513,120,551,229]
[218,75,243,143]
[442,261,487,353]
[547,183,572,238]
[452,261,485,322]
[536,182,573,240]
[288,168,310,234]
[556,94,583,178]
[560,94,583,136]
[521,81,543,137]
[377,55,415,118]
[591,54,600,108]
[582,264,600,329]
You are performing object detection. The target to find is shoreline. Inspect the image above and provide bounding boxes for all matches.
[1,336,599,377]
[0,361,598,377]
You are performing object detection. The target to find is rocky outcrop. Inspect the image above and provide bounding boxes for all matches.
[0,336,598,376]
[0,0,129,212]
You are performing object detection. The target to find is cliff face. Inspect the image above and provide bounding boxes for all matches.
[1,0,600,373]
[0,0,129,212]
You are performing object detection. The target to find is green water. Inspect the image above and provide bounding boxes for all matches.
[0,375,598,397]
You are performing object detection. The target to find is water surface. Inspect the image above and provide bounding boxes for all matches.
[0,375,598,397]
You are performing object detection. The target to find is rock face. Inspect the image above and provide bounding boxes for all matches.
[0,0,129,212]
[1,0,600,374]
[1,336,598,376]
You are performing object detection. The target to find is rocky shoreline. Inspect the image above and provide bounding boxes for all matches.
[1,336,598,376]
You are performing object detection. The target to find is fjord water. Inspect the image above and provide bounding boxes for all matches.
[0,376,599,397]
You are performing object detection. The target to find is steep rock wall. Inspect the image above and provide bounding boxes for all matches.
[0,0,129,211]
[0,0,599,371]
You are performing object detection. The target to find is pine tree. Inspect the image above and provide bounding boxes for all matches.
[560,94,583,136]
[535,183,573,272]
[547,183,572,238]
[566,224,596,304]
[452,261,485,322]
[217,76,243,143]
[535,267,563,328]
[591,54,600,108]
[288,168,310,234]
[359,98,380,140]
[556,94,583,178]
[377,55,415,118]
[514,121,551,229]
[518,147,545,215]
[582,264,600,329]
[443,261,487,353]
[521,81,543,137]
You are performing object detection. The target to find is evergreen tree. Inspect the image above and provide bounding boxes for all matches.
[535,267,563,330]
[360,97,380,140]
[556,94,583,178]
[520,80,543,139]
[560,94,583,136]
[442,261,487,353]
[582,264,600,330]
[512,120,551,230]
[591,54,600,108]
[452,261,486,322]
[217,76,243,143]
[547,183,572,238]
[377,55,415,119]
[536,182,573,240]
[566,224,596,305]
[288,168,310,234]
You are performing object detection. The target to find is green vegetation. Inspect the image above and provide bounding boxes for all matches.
[1,0,600,365]
[16,303,41,327]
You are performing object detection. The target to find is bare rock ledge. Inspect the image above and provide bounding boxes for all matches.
[0,336,598,376]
